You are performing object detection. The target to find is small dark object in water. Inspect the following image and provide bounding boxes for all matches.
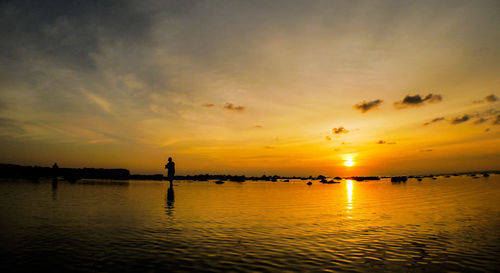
[282,179,290,182]
[483,173,490,177]
[215,180,224,184]
[307,181,312,185]
[417,178,422,181]
[321,180,340,184]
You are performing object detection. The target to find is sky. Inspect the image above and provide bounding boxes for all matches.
[0,0,499,176]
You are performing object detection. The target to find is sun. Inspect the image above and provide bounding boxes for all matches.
[344,160,355,167]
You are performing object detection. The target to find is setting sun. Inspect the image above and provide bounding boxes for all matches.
[344,160,355,167]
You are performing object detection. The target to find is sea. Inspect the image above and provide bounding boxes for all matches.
[1,175,499,272]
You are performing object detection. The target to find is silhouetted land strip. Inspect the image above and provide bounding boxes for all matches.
[0,163,498,182]
[0,164,130,181]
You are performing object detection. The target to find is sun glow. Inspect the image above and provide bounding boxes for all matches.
[344,160,355,167]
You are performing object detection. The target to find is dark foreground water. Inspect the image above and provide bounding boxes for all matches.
[1,175,499,272]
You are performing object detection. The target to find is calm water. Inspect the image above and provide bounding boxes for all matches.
[1,176,499,272]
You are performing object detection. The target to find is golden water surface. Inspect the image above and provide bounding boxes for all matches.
[1,175,499,272]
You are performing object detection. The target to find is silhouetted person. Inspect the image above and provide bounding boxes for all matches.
[52,162,59,178]
[165,157,175,188]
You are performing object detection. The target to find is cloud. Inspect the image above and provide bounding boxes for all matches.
[325,136,331,141]
[423,117,445,126]
[81,90,112,114]
[353,99,383,113]
[474,118,489,124]
[451,114,470,124]
[0,117,26,135]
[472,94,498,104]
[341,142,351,145]
[264,146,275,149]
[377,140,396,144]
[254,125,263,128]
[224,103,245,112]
[494,115,500,125]
[332,127,349,134]
[394,93,442,109]
[203,103,215,108]
[485,94,498,102]
[420,149,433,152]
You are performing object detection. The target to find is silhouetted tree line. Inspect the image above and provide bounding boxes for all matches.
[0,164,130,181]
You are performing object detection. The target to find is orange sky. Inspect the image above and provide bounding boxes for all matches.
[0,0,499,176]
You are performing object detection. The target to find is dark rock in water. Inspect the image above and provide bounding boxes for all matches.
[321,180,340,184]
[483,173,490,177]
[417,178,422,181]
[334,177,342,180]
[282,179,290,182]
[391,176,408,182]
[215,180,224,184]
[317,175,326,180]
[307,181,312,185]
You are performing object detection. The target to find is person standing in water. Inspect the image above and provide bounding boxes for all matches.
[165,157,175,187]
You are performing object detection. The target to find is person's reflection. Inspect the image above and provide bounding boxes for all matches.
[165,183,175,215]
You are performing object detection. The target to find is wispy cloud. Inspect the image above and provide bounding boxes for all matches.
[325,136,331,141]
[332,127,349,134]
[494,115,500,125]
[81,90,112,114]
[377,140,396,144]
[485,94,498,102]
[0,117,26,135]
[353,99,383,113]
[420,149,433,152]
[451,114,470,124]
[202,103,215,108]
[224,103,245,112]
[474,118,489,124]
[394,93,442,109]
[423,117,445,126]
[472,94,498,104]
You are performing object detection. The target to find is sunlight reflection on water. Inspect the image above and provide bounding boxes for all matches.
[346,179,353,218]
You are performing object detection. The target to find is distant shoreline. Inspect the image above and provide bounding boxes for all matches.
[1,163,498,182]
